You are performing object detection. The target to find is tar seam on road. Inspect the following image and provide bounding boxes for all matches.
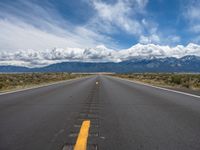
[112,76,200,99]
[74,120,91,150]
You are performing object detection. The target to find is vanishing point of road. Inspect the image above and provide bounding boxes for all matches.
[0,75,200,150]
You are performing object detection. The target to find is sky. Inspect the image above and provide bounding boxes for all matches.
[0,0,200,66]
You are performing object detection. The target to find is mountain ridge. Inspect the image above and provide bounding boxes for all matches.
[1,43,200,67]
[0,55,200,73]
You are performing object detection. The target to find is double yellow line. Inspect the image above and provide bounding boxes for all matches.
[74,120,91,150]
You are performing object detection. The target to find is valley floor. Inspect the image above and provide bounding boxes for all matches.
[0,73,89,93]
[112,73,200,96]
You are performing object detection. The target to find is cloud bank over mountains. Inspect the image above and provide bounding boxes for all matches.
[0,43,200,67]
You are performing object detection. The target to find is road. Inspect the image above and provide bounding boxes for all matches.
[0,75,200,150]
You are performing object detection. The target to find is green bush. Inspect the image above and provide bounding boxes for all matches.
[171,75,181,85]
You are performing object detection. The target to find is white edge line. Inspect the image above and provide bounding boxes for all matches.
[110,76,200,99]
[0,76,91,96]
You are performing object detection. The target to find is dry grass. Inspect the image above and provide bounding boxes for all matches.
[0,73,89,92]
[113,73,200,90]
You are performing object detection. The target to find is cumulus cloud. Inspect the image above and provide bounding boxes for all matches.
[86,0,176,45]
[87,0,149,35]
[120,43,200,59]
[0,43,200,67]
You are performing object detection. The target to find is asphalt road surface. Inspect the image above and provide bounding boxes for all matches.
[0,75,200,150]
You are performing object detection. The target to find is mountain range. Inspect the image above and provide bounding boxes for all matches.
[0,55,200,73]
[1,43,200,67]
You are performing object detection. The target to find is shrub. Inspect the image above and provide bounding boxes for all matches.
[171,75,181,85]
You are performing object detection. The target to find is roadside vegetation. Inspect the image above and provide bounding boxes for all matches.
[113,73,200,90]
[0,73,89,92]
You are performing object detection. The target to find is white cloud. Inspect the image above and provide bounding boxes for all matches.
[184,0,200,33]
[187,4,200,21]
[191,25,200,33]
[0,43,200,67]
[140,33,181,45]
[139,34,160,44]
[170,36,181,43]
[0,0,182,52]
[193,35,200,43]
[87,0,173,45]
[0,0,116,51]
[89,0,148,35]
[0,19,115,51]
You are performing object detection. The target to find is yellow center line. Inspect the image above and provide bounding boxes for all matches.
[74,120,91,150]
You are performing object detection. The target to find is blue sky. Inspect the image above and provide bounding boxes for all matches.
[0,0,200,51]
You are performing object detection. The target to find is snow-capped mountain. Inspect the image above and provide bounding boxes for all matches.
[0,43,200,67]
[0,43,200,72]
[0,55,200,73]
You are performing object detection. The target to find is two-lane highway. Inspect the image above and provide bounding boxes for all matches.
[0,75,200,150]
